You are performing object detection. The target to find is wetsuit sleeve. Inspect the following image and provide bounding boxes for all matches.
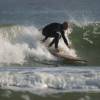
[61,31,69,46]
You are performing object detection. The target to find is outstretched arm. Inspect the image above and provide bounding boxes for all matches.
[61,31,69,47]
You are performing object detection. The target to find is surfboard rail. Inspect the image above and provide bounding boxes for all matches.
[50,50,88,63]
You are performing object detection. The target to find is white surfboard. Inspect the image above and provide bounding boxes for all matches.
[48,48,87,63]
[40,40,87,63]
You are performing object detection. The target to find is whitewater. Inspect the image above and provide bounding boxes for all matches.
[0,67,100,95]
[0,22,100,95]
[0,24,77,65]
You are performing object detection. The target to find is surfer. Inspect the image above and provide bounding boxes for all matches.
[41,22,70,52]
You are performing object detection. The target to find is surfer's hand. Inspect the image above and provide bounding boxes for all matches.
[68,45,71,49]
[55,48,60,52]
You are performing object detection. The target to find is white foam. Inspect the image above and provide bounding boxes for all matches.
[83,30,93,44]
[0,67,100,95]
[0,25,78,65]
[58,29,77,57]
[68,14,94,26]
[0,25,55,65]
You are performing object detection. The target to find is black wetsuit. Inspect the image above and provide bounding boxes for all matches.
[42,23,69,49]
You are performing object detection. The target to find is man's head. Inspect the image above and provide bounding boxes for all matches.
[62,21,68,30]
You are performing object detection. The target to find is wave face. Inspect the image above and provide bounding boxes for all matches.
[0,23,100,66]
[70,23,100,65]
[0,67,100,95]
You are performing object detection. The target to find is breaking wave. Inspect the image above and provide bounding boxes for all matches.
[0,67,100,95]
[0,24,77,65]
[0,22,100,65]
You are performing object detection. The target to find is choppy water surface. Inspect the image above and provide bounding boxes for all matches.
[0,67,100,94]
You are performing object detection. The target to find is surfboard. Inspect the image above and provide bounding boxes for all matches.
[48,48,87,63]
[40,40,87,63]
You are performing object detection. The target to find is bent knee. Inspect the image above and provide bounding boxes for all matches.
[55,33,61,39]
[42,30,46,36]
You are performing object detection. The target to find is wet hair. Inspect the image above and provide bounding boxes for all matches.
[62,21,68,30]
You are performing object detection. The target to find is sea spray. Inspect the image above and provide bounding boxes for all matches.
[0,24,78,65]
[0,25,55,65]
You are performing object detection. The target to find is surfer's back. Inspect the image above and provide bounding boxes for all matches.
[43,23,63,33]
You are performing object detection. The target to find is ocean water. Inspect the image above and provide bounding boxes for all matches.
[0,0,100,100]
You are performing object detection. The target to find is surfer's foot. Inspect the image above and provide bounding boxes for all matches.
[55,48,60,52]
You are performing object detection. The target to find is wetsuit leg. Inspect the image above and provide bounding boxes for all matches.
[49,38,55,47]
[55,33,61,49]
[42,30,49,42]
[42,36,48,42]
[48,32,61,48]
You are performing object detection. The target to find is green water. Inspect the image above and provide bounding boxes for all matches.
[0,23,100,100]
[0,89,100,100]
[70,23,100,66]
